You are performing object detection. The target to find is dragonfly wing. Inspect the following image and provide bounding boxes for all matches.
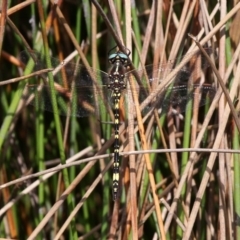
[20,50,111,118]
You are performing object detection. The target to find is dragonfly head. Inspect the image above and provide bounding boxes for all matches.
[108,46,131,67]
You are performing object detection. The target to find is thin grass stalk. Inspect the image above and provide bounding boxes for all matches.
[36,1,75,239]
[0,0,8,55]
[83,0,91,38]
[130,2,141,66]
[233,122,240,239]
[124,0,139,238]
[36,89,45,238]
[218,1,228,238]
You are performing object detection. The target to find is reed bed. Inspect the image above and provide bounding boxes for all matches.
[0,1,240,239]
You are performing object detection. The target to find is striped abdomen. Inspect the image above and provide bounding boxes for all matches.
[112,91,121,200]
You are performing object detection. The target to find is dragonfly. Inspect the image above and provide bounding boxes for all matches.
[20,46,216,200]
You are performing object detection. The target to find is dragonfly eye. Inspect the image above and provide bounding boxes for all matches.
[108,52,130,66]
[108,53,118,63]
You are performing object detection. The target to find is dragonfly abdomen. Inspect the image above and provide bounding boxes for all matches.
[112,94,121,200]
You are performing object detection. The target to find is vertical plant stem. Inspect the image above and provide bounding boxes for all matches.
[36,1,75,239]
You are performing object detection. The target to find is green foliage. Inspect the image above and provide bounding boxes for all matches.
[0,1,240,239]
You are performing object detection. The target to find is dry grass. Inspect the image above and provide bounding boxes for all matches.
[0,1,240,239]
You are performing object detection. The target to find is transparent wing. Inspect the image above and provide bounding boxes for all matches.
[20,50,216,118]
[124,49,216,115]
[20,50,111,118]
[119,83,216,118]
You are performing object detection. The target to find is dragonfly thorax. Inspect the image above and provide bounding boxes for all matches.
[108,57,128,91]
[108,74,126,92]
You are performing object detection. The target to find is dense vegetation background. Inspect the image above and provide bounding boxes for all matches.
[1,0,240,239]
